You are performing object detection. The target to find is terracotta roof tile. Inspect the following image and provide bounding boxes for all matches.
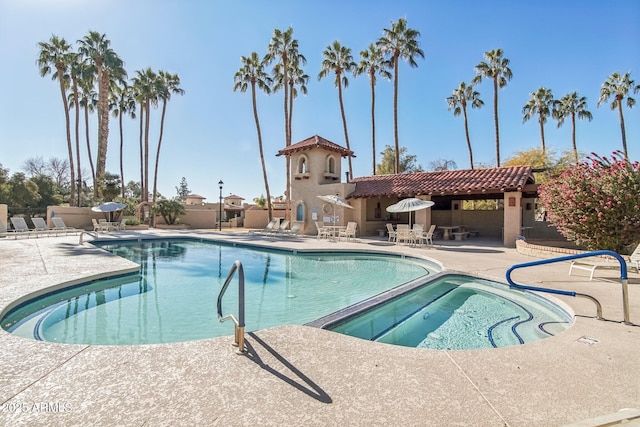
[348,166,535,198]
[277,135,355,158]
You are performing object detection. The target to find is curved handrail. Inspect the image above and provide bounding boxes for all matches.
[79,231,99,245]
[506,250,630,324]
[217,260,246,352]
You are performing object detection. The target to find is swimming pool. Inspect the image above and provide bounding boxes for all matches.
[0,239,438,345]
[314,274,573,349]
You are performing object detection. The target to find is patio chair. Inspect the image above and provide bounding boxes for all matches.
[259,218,280,235]
[338,221,357,241]
[315,222,330,240]
[92,218,109,232]
[31,217,56,236]
[629,243,640,273]
[274,220,290,234]
[10,217,39,238]
[422,225,437,246]
[51,217,81,235]
[386,223,397,243]
[282,221,304,237]
[396,224,411,245]
[411,224,424,246]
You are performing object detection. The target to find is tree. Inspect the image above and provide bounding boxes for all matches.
[473,48,513,167]
[22,157,48,177]
[377,145,423,174]
[112,82,137,198]
[522,87,555,155]
[77,31,126,181]
[132,67,158,202]
[152,198,186,225]
[99,172,121,202]
[234,52,274,220]
[37,35,76,206]
[253,194,267,207]
[377,18,424,174]
[553,92,593,163]
[7,173,41,207]
[446,82,483,169]
[538,151,640,253]
[152,71,184,202]
[78,63,97,189]
[318,40,356,178]
[503,147,572,184]
[175,177,190,200]
[597,72,637,159]
[354,43,392,175]
[428,159,457,171]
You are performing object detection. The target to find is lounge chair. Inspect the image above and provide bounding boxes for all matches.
[386,223,397,243]
[0,221,17,239]
[51,217,81,235]
[259,218,280,235]
[628,243,640,273]
[273,220,290,234]
[338,221,357,241]
[31,217,56,236]
[282,221,304,237]
[10,217,40,238]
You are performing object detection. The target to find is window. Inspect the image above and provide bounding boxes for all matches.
[296,203,304,221]
[327,156,335,174]
[298,156,308,174]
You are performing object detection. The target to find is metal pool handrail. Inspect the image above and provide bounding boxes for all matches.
[506,250,630,324]
[217,260,246,353]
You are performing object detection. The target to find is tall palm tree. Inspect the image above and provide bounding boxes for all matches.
[287,58,309,143]
[522,87,555,155]
[152,71,184,202]
[553,92,592,163]
[446,82,484,169]
[112,82,137,198]
[78,67,97,191]
[597,71,637,158]
[472,48,512,166]
[318,40,356,178]
[77,31,126,182]
[354,43,392,175]
[131,68,158,202]
[234,52,274,220]
[37,35,76,206]
[67,53,83,205]
[376,18,424,174]
[265,27,303,220]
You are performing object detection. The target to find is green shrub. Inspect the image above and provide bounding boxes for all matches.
[151,198,185,225]
[124,218,141,226]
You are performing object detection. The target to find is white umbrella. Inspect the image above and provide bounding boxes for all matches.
[317,194,353,224]
[386,198,435,227]
[91,202,126,222]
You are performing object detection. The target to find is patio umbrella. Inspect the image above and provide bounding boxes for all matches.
[386,198,435,227]
[317,194,353,224]
[91,202,127,222]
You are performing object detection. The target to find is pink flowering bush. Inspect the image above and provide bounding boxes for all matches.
[538,151,640,253]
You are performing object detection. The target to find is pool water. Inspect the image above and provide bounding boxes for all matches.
[324,274,573,349]
[1,239,437,345]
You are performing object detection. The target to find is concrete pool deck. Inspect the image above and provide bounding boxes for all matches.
[0,230,639,426]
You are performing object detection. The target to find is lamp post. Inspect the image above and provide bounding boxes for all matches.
[218,180,224,231]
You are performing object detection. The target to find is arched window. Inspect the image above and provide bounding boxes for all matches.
[298,157,307,174]
[327,156,335,174]
[296,203,304,221]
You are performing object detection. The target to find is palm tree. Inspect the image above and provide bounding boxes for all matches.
[37,35,76,206]
[234,52,274,220]
[597,72,637,158]
[286,58,309,143]
[553,92,592,163]
[131,68,158,202]
[376,18,424,174]
[152,71,184,203]
[522,87,555,155]
[354,43,392,175]
[318,41,356,178]
[446,82,484,169]
[77,31,126,182]
[78,67,97,191]
[472,48,513,166]
[68,53,83,205]
[265,27,303,220]
[112,82,137,198]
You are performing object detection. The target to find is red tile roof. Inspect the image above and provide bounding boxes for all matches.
[348,166,535,198]
[276,135,355,158]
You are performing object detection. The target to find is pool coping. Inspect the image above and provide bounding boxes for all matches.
[0,229,639,426]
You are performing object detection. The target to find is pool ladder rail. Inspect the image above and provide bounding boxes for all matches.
[217,260,246,353]
[506,250,631,325]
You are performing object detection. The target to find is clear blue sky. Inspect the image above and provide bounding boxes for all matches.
[1,0,639,203]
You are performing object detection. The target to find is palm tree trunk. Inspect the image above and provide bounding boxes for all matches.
[493,77,501,167]
[252,82,273,220]
[119,112,125,199]
[283,55,291,222]
[72,78,82,206]
[370,78,376,175]
[393,55,400,174]
[571,112,578,163]
[96,67,110,182]
[152,101,168,203]
[539,118,546,155]
[337,81,353,179]
[58,67,76,207]
[462,104,474,169]
[144,101,151,202]
[617,103,628,158]
[138,103,144,203]
[83,101,96,191]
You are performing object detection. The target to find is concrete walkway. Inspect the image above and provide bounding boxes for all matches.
[0,230,638,426]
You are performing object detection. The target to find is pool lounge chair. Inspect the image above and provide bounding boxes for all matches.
[10,217,40,238]
[273,220,290,235]
[281,221,304,237]
[0,221,17,238]
[259,218,280,235]
[31,217,56,236]
[51,217,81,235]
